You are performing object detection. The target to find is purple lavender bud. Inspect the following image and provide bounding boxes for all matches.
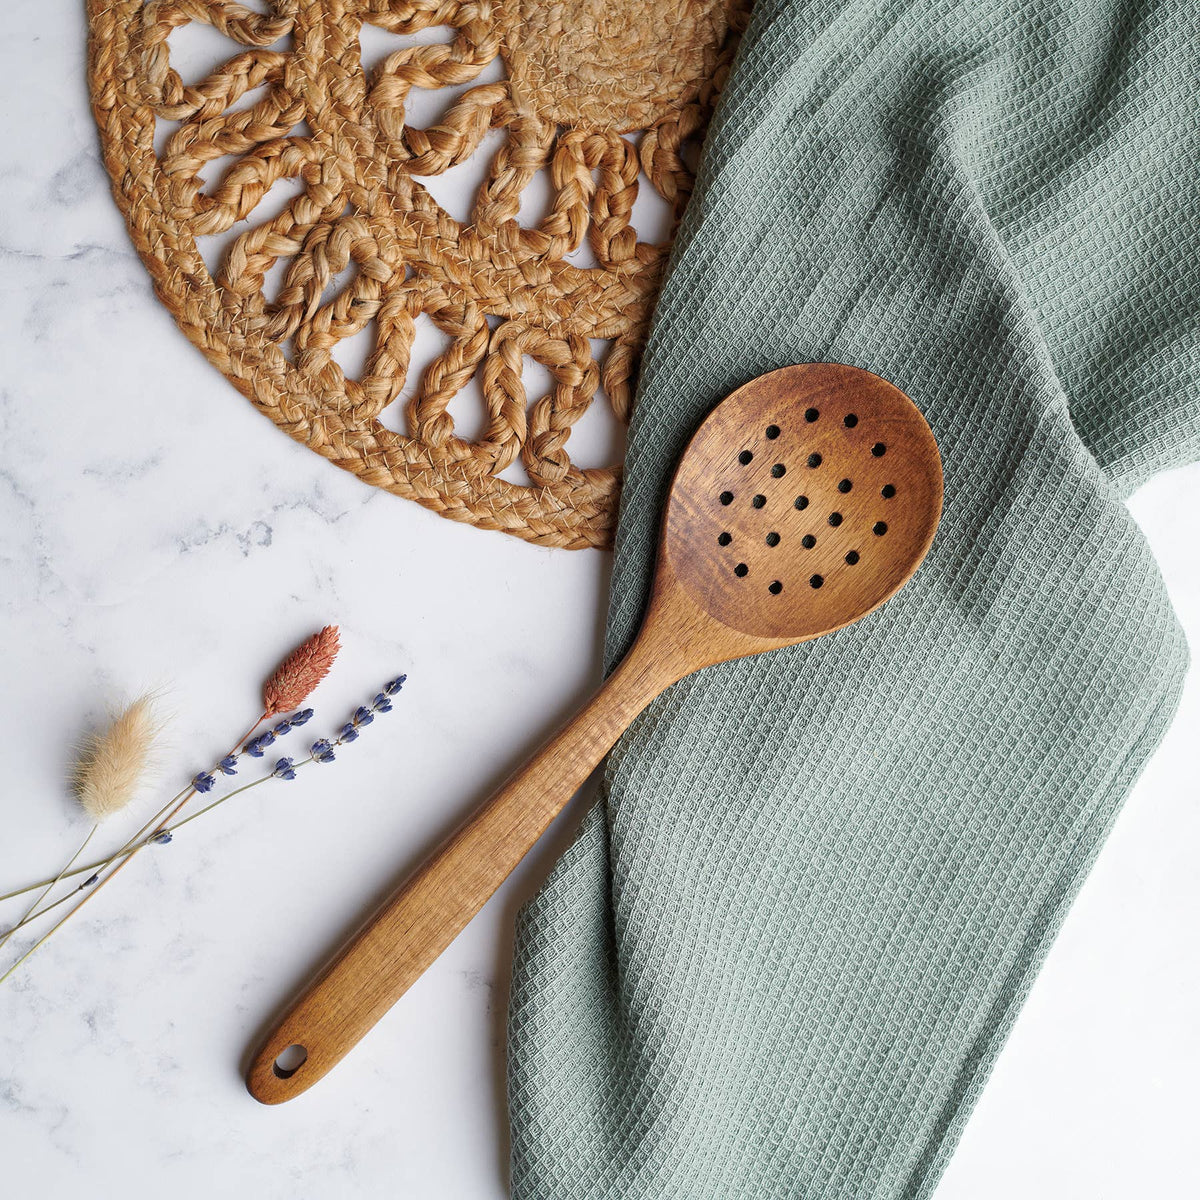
[149,831,173,845]
[291,709,314,726]
[384,675,407,696]
[272,757,297,781]
[83,873,99,887]
[273,719,292,736]
[372,693,393,713]
[353,706,374,727]
[310,739,336,764]
[245,730,277,757]
[192,771,216,794]
[340,723,359,743]
[217,755,238,775]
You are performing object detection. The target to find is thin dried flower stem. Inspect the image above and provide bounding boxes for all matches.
[0,834,172,976]
[0,785,191,904]
[0,762,274,981]
[0,717,267,907]
[0,697,161,946]
[95,710,266,871]
[3,630,335,909]
[2,750,282,939]
[9,761,303,937]
[3,879,91,935]
[0,828,97,954]
[0,716,268,907]
[0,714,265,975]
[2,650,378,981]
[169,758,315,832]
[0,863,99,904]
[0,883,100,987]
[32,711,265,904]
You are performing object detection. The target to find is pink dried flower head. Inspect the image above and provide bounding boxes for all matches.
[262,626,340,717]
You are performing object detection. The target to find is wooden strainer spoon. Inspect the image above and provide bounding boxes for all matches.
[247,363,943,1103]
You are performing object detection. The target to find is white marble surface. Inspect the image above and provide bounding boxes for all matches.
[1,5,1197,1196]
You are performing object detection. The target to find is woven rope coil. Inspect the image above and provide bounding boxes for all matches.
[87,0,747,547]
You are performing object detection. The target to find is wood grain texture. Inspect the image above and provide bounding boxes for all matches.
[246,364,943,1103]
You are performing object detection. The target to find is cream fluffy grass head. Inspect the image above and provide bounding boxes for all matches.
[74,696,161,822]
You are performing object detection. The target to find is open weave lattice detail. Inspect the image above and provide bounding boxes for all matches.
[87,0,747,547]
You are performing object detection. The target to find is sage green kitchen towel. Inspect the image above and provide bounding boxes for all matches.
[507,0,1200,1195]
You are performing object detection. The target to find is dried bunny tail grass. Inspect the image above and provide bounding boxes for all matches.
[75,695,161,822]
[262,625,340,717]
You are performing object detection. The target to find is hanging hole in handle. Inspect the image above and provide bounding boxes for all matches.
[273,1043,309,1079]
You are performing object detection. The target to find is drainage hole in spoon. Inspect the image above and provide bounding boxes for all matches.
[717,532,732,546]
[734,563,749,578]
[273,1044,308,1080]
[765,531,781,547]
[768,580,783,595]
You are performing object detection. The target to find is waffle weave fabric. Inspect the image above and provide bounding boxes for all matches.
[507,0,1200,1196]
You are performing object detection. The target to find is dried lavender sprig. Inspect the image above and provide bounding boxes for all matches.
[1,635,345,982]
[0,779,196,905]
[157,760,314,837]
[0,709,316,906]
[240,709,311,762]
[0,745,266,939]
[6,636,338,914]
[2,684,404,946]
[0,765,291,942]
[149,675,407,830]
[109,700,314,854]
[314,676,406,762]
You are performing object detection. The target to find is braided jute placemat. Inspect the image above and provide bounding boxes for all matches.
[87,0,747,548]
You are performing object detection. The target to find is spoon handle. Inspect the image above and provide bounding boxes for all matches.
[246,639,675,1104]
